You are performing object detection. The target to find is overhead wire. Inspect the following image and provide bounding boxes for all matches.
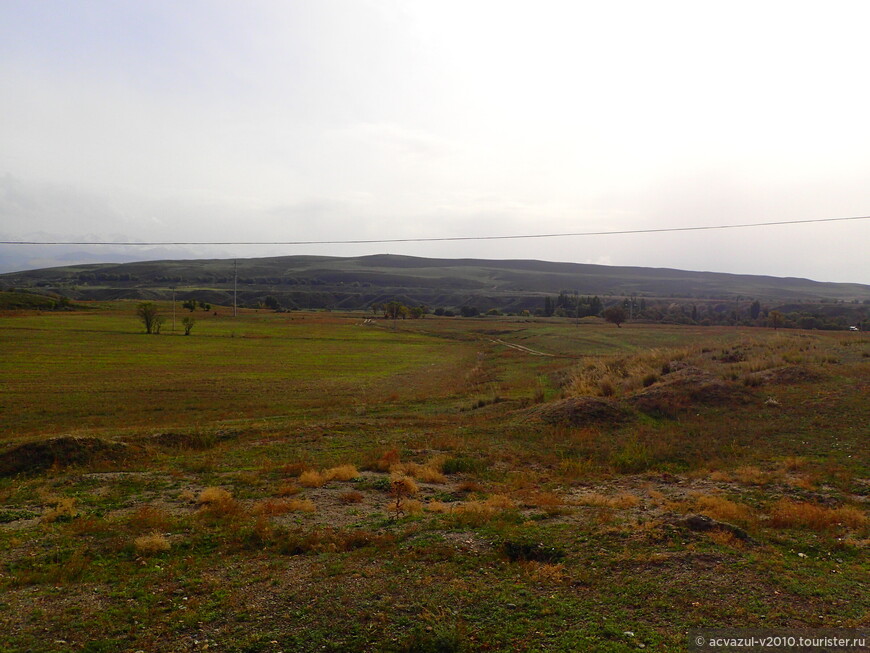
[1,215,867,246]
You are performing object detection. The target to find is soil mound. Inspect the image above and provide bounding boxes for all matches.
[746,365,824,386]
[146,430,238,450]
[628,366,753,417]
[532,396,633,427]
[0,436,129,477]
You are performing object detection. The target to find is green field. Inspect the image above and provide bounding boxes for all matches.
[0,303,867,652]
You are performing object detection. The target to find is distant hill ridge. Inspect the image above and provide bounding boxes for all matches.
[2,254,868,312]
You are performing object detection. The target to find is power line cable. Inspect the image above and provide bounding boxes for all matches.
[1,215,867,246]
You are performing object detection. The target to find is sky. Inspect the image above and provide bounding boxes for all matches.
[1,0,869,283]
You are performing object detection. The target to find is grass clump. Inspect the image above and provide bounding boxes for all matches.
[41,497,78,523]
[769,499,867,532]
[253,498,316,515]
[133,532,171,555]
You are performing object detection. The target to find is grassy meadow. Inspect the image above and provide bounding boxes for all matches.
[0,302,867,652]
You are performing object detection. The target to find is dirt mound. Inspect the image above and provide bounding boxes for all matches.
[746,365,825,386]
[0,436,129,477]
[628,366,753,417]
[672,514,755,543]
[531,397,633,427]
[145,430,239,450]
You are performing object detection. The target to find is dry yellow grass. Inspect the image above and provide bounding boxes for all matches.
[324,464,359,481]
[41,497,78,523]
[567,347,695,397]
[779,456,807,472]
[399,499,424,515]
[298,470,328,487]
[424,501,452,513]
[694,494,754,526]
[734,466,778,486]
[196,487,239,516]
[521,491,564,509]
[129,505,173,533]
[178,489,196,502]
[390,462,447,484]
[338,490,364,504]
[523,561,566,584]
[575,492,640,509]
[770,499,867,531]
[275,482,301,496]
[134,532,171,555]
[253,498,316,515]
[389,474,420,496]
[197,487,233,505]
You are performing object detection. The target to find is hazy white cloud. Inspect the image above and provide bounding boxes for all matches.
[1,0,868,282]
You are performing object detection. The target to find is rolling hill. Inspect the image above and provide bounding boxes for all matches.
[1,254,869,312]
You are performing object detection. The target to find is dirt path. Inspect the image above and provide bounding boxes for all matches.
[490,338,555,356]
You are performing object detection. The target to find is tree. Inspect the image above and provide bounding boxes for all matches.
[543,296,554,317]
[602,305,627,328]
[182,299,197,312]
[182,316,196,335]
[750,300,761,320]
[768,310,784,330]
[136,302,162,334]
[460,305,479,318]
[263,295,280,310]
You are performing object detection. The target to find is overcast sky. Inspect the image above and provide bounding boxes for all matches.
[1,0,868,282]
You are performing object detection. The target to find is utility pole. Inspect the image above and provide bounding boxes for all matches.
[233,260,237,318]
[171,286,176,332]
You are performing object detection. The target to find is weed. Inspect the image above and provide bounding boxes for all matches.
[523,560,567,584]
[41,497,78,523]
[298,470,328,487]
[769,499,867,531]
[693,494,755,526]
[338,490,364,504]
[133,532,171,555]
[324,464,359,481]
[253,498,316,515]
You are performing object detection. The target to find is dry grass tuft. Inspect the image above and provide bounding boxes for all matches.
[275,482,301,496]
[178,489,197,503]
[368,448,401,472]
[770,499,867,531]
[390,462,447,484]
[399,499,424,515]
[197,487,233,505]
[324,464,359,482]
[694,494,754,526]
[734,466,777,486]
[129,505,173,533]
[575,492,640,509]
[390,474,420,496]
[339,490,364,504]
[455,480,484,493]
[196,487,239,516]
[280,462,312,477]
[134,532,171,555]
[298,470,328,488]
[779,456,807,472]
[424,501,452,513]
[41,497,78,523]
[523,561,566,584]
[707,529,746,549]
[522,491,564,509]
[253,498,316,515]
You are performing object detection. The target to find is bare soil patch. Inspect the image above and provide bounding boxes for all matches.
[0,436,129,477]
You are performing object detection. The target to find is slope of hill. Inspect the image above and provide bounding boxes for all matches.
[1,254,869,312]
